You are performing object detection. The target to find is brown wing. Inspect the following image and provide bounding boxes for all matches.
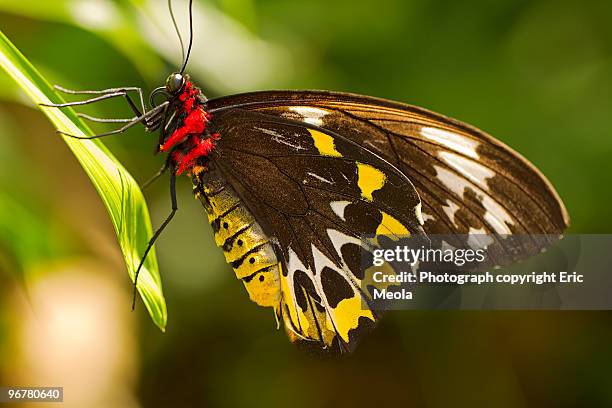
[207,90,569,240]
[205,90,569,352]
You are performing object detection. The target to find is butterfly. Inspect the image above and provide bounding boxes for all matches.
[43,0,569,354]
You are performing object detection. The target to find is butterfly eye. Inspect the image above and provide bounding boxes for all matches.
[165,73,185,94]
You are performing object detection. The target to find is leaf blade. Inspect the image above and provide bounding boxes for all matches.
[0,30,167,331]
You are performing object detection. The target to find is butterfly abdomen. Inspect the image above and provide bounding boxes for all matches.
[192,167,281,308]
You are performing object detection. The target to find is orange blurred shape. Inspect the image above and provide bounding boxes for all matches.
[4,260,139,408]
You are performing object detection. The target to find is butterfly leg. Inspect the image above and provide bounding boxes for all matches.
[141,157,171,190]
[55,102,168,140]
[42,90,131,108]
[41,85,155,127]
[46,85,146,115]
[132,170,178,310]
[76,113,134,123]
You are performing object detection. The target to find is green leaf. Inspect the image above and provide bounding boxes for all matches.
[0,30,167,331]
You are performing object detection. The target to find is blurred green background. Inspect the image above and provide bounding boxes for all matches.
[1,0,611,407]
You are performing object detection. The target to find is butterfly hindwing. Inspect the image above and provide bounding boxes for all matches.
[206,109,425,352]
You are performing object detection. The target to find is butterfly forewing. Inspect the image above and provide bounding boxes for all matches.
[208,91,569,254]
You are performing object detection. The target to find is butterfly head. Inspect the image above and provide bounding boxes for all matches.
[165,72,186,95]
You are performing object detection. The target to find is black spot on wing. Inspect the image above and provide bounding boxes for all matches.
[341,243,369,280]
[301,187,380,238]
[294,270,323,313]
[344,202,382,234]
[320,267,353,308]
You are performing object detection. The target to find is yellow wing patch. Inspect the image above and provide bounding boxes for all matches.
[376,211,410,240]
[357,163,386,201]
[326,296,375,343]
[362,260,400,293]
[309,129,342,157]
[280,271,298,321]
[281,271,338,347]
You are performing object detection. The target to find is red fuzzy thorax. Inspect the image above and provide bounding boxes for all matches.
[160,81,218,175]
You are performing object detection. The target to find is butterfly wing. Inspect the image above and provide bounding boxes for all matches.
[206,109,425,352]
[208,90,569,237]
[205,91,569,351]
[208,91,569,268]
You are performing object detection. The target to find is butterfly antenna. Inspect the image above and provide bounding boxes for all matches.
[168,0,185,65]
[180,0,194,74]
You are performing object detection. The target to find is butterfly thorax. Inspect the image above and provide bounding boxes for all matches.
[159,80,219,176]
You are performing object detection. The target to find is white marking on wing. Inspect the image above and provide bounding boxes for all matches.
[326,229,362,254]
[290,241,369,340]
[434,166,514,235]
[482,200,513,235]
[421,127,480,159]
[307,172,334,185]
[311,244,338,276]
[286,247,309,328]
[439,151,495,191]
[287,247,308,275]
[441,240,457,252]
[415,202,425,225]
[255,126,306,151]
[255,126,282,137]
[288,106,329,126]
[434,165,472,197]
[309,245,346,334]
[330,201,351,221]
[326,229,366,286]
[422,212,435,222]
